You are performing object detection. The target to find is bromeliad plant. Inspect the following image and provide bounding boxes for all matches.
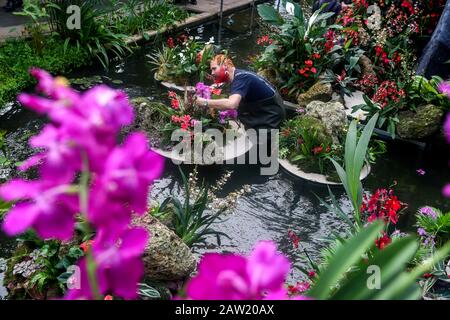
[151,167,231,248]
[177,113,450,301]
[279,115,341,178]
[150,167,249,248]
[0,69,164,300]
[279,112,384,180]
[253,2,338,102]
[413,206,450,298]
[148,35,216,85]
[416,206,450,249]
[151,85,237,151]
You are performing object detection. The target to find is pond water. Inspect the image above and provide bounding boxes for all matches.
[0,2,449,298]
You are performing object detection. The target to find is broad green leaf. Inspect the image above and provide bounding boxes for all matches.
[308,221,384,299]
[373,241,450,299]
[349,56,359,71]
[257,4,284,26]
[353,113,379,184]
[332,236,419,300]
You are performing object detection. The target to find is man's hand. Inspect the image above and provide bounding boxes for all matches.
[195,97,207,108]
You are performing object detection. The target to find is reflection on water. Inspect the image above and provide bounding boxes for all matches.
[0,2,449,297]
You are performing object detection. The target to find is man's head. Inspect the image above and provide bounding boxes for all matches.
[210,54,235,84]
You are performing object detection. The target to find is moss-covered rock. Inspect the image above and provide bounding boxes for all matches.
[130,97,168,148]
[397,104,444,139]
[132,214,196,281]
[257,68,279,87]
[297,81,333,107]
[305,100,347,143]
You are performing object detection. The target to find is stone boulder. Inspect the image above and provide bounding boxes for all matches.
[358,55,376,78]
[305,100,347,143]
[130,97,161,132]
[297,81,333,107]
[397,104,444,139]
[132,214,197,281]
[130,97,167,148]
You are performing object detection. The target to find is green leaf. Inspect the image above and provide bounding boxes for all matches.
[257,4,284,26]
[138,283,161,299]
[291,154,306,161]
[353,113,378,184]
[332,236,419,300]
[349,56,359,71]
[374,241,450,299]
[308,221,384,299]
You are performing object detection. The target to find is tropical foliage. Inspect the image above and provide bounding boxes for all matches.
[148,35,216,85]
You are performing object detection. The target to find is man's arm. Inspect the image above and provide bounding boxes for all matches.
[195,94,242,110]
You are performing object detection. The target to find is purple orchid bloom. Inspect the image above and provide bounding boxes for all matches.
[443,184,450,198]
[88,133,164,234]
[65,227,149,300]
[444,113,450,144]
[416,169,426,176]
[0,179,78,240]
[438,81,450,99]
[420,206,437,219]
[417,228,427,237]
[195,82,212,99]
[218,109,238,124]
[185,241,293,300]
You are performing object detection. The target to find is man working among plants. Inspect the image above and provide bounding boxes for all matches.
[194,54,285,131]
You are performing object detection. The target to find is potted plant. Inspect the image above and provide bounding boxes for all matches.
[252,2,337,103]
[279,113,384,184]
[142,83,248,163]
[147,35,216,89]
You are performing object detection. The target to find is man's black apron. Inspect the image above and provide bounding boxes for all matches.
[234,70,286,130]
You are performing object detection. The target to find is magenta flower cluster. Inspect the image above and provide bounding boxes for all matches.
[218,109,238,124]
[184,241,307,300]
[0,68,163,299]
[438,81,450,99]
[195,82,211,99]
[443,105,450,197]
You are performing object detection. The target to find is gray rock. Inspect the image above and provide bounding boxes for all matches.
[358,55,376,78]
[331,91,345,105]
[129,97,167,148]
[397,104,445,139]
[305,100,347,143]
[132,214,197,281]
[297,81,333,107]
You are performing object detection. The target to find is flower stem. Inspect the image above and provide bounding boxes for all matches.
[80,153,101,300]
[86,247,102,300]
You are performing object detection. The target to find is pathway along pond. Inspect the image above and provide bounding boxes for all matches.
[1,5,450,298]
